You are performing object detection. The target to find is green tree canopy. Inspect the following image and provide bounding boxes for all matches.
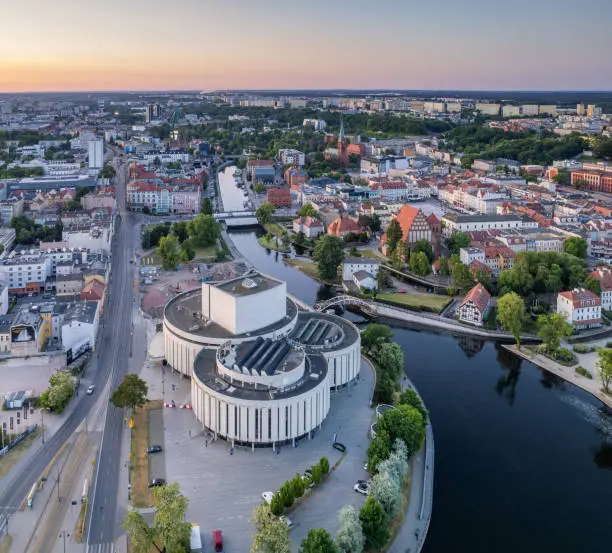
[596,348,612,393]
[187,214,220,247]
[313,236,344,281]
[157,234,182,270]
[250,504,291,553]
[359,496,389,550]
[447,231,471,254]
[584,275,602,296]
[179,239,196,262]
[398,388,429,424]
[299,529,339,553]
[412,239,433,262]
[297,203,318,218]
[537,313,573,353]
[384,219,403,253]
[452,262,474,290]
[200,197,213,215]
[254,182,266,194]
[361,323,393,351]
[564,237,588,259]
[377,342,404,382]
[256,202,276,225]
[99,164,116,179]
[124,482,191,553]
[498,292,526,348]
[111,374,148,412]
[40,371,75,413]
[409,251,431,276]
[171,221,189,243]
[378,404,425,459]
[335,506,364,553]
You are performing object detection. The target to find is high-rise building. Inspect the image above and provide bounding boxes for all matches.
[88,139,104,174]
[145,103,161,123]
[475,103,500,116]
[587,105,602,119]
[577,103,586,116]
[521,104,539,116]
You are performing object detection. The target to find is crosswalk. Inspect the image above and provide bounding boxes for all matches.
[86,543,117,553]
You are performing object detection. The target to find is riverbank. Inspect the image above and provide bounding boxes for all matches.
[503,344,612,409]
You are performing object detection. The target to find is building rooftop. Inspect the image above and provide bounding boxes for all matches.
[290,311,359,353]
[193,347,327,401]
[344,257,380,265]
[165,288,297,340]
[214,274,282,297]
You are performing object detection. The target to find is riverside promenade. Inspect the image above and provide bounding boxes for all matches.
[504,344,612,409]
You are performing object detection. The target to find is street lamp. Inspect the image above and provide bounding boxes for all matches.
[58,530,70,553]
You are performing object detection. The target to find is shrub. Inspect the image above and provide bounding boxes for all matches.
[575,366,593,379]
[270,492,284,516]
[573,344,595,354]
[311,464,323,485]
[319,456,330,475]
[279,482,294,509]
[291,474,305,499]
[554,347,576,363]
[606,341,612,349]
[446,286,459,296]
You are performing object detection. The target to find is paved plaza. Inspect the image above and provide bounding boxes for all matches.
[150,359,374,552]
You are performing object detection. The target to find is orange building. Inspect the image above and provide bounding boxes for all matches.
[266,188,292,207]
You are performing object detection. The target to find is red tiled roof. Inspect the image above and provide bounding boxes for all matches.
[589,267,612,292]
[328,216,362,236]
[460,283,491,313]
[558,289,601,308]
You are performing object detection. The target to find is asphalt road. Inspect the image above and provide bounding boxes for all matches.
[0,156,132,527]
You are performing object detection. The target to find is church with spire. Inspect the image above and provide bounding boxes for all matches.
[337,118,349,167]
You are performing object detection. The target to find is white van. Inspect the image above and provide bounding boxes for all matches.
[190,523,202,552]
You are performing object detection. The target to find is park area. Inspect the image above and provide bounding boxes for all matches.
[376,292,451,313]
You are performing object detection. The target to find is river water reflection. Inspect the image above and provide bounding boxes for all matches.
[222,168,612,552]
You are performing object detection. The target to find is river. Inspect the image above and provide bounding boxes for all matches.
[220,167,612,553]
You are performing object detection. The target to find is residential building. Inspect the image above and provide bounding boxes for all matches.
[88,139,104,174]
[0,284,8,316]
[521,104,539,116]
[0,228,16,254]
[266,188,291,207]
[247,160,275,181]
[502,105,521,117]
[353,271,377,291]
[56,272,83,295]
[483,246,515,277]
[0,252,52,294]
[327,215,363,238]
[285,167,308,188]
[342,258,380,281]
[557,289,602,329]
[475,103,500,116]
[0,198,24,223]
[293,216,324,238]
[303,119,327,130]
[252,166,276,185]
[441,214,523,237]
[458,283,492,327]
[588,266,612,310]
[460,247,485,266]
[57,300,100,352]
[278,149,305,167]
[571,167,612,193]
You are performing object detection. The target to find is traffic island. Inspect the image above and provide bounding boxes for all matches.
[130,399,163,508]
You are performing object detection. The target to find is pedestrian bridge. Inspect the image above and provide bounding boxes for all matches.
[314,295,377,315]
[214,210,256,220]
[214,211,258,228]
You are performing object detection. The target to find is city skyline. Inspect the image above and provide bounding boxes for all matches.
[2,0,612,92]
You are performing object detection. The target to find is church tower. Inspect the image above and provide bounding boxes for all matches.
[337,118,349,167]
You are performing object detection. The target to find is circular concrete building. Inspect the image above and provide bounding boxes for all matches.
[161,270,361,446]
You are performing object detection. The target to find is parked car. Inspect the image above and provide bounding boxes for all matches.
[149,478,166,488]
[86,385,95,395]
[147,445,163,454]
[261,491,274,504]
[213,529,223,552]
[354,481,369,495]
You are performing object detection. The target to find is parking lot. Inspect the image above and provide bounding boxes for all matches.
[151,360,374,552]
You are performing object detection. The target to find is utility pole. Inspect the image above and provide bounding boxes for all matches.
[58,530,70,553]
[56,465,62,502]
[41,409,45,444]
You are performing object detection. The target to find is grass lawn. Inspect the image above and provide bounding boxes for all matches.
[258,235,290,253]
[192,245,217,261]
[264,223,286,237]
[285,258,341,283]
[377,292,451,313]
[353,249,382,259]
[130,400,163,508]
[73,502,88,543]
[0,427,41,478]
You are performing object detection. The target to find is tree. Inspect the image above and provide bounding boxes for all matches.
[297,203,318,218]
[313,235,344,281]
[361,323,393,352]
[409,251,431,276]
[269,492,284,517]
[564,237,588,259]
[452,262,474,290]
[291,473,305,499]
[552,169,570,186]
[584,275,602,296]
[311,463,323,485]
[438,256,450,276]
[187,214,220,247]
[447,231,471,254]
[98,164,116,179]
[359,496,389,550]
[200,197,213,215]
[474,267,493,292]
[299,529,339,553]
[596,348,612,393]
[461,154,474,169]
[537,313,573,354]
[256,202,276,225]
[254,182,266,194]
[370,468,402,518]
[336,506,364,553]
[370,213,381,233]
[250,504,291,553]
[171,221,189,242]
[378,342,404,381]
[179,239,195,262]
[398,388,428,424]
[391,240,408,269]
[319,456,330,475]
[279,481,294,509]
[111,374,148,412]
[40,372,75,413]
[498,292,526,348]
[412,239,433,262]
[157,235,182,270]
[124,482,190,553]
[379,404,425,459]
[384,219,402,254]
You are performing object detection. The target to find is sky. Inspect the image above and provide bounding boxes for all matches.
[1,0,612,92]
